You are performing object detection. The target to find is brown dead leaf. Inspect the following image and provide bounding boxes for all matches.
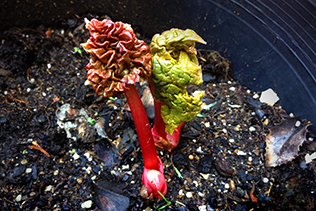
[265,117,311,167]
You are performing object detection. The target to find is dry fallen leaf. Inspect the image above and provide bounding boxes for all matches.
[265,117,311,167]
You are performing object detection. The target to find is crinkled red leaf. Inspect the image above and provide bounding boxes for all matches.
[82,18,152,97]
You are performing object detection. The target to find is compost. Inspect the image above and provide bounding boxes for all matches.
[0,15,315,211]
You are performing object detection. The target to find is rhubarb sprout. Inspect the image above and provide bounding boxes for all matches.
[81,18,152,97]
[150,28,206,135]
[82,18,167,198]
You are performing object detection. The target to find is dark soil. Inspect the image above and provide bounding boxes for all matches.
[1,15,316,211]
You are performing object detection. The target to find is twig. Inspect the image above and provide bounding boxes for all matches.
[8,97,27,105]
[28,141,50,157]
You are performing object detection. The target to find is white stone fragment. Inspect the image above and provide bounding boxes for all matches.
[81,200,93,209]
[122,164,129,170]
[263,177,269,183]
[224,183,230,189]
[200,173,209,180]
[305,152,316,164]
[85,166,92,174]
[198,205,207,211]
[45,185,52,192]
[295,120,301,127]
[249,126,256,132]
[84,152,92,161]
[253,93,259,99]
[196,146,203,153]
[229,87,235,91]
[259,88,279,106]
[15,194,22,202]
[186,192,193,198]
[25,168,32,174]
[192,90,204,96]
[198,192,205,197]
[179,189,185,196]
[237,150,247,156]
[73,153,80,160]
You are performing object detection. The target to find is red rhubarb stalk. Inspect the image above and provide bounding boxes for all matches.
[82,18,167,199]
[124,84,159,170]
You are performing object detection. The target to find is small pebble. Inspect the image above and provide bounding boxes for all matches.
[81,200,93,209]
[29,78,35,84]
[224,183,230,189]
[198,192,205,197]
[45,185,52,192]
[248,157,253,162]
[186,192,193,198]
[198,205,207,211]
[122,164,129,170]
[179,189,184,196]
[200,173,209,180]
[237,150,247,156]
[249,126,256,132]
[77,177,83,184]
[15,194,22,202]
[84,152,92,161]
[25,168,32,174]
[21,159,28,165]
[196,146,203,153]
[73,153,80,160]
[263,177,269,183]
[53,169,59,175]
[295,121,301,127]
[233,125,240,131]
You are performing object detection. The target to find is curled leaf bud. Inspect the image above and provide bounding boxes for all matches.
[82,18,152,97]
[150,28,206,134]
